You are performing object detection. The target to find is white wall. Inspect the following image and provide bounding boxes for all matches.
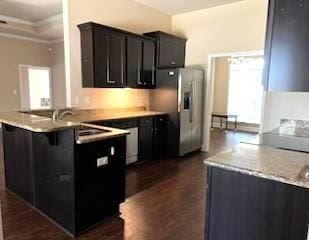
[63,0,172,109]
[0,35,51,111]
[262,92,309,131]
[50,41,67,108]
[172,0,268,150]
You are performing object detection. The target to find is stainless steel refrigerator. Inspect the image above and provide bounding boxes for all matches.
[150,68,204,157]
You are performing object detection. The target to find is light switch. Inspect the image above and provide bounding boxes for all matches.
[97,156,108,167]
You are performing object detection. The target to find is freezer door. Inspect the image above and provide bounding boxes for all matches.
[179,69,194,156]
[191,70,204,151]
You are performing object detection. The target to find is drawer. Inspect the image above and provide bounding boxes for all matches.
[139,117,153,127]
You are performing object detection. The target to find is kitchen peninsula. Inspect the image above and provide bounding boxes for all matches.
[0,108,167,236]
[204,123,309,240]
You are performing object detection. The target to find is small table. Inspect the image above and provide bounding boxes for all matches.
[211,113,238,131]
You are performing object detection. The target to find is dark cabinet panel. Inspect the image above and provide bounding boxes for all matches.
[142,40,156,88]
[2,125,35,204]
[138,118,154,161]
[206,167,309,240]
[75,136,126,233]
[265,0,309,91]
[94,28,126,88]
[153,116,167,157]
[33,130,75,234]
[79,23,126,88]
[144,31,186,69]
[127,37,143,88]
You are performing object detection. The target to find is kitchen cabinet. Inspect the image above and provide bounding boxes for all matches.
[2,125,35,205]
[264,0,309,91]
[75,136,126,232]
[142,40,156,88]
[127,37,143,88]
[126,37,155,88]
[138,117,154,161]
[89,115,167,163]
[144,31,187,68]
[79,22,155,89]
[79,23,126,88]
[153,115,167,157]
[2,124,126,236]
[205,166,309,240]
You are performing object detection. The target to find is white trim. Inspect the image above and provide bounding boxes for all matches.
[0,13,62,27]
[49,38,64,44]
[19,65,53,110]
[34,14,63,27]
[0,32,50,44]
[201,50,264,152]
[0,32,63,44]
[0,14,33,25]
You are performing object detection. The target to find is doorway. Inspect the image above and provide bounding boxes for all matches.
[203,51,265,152]
[19,65,52,110]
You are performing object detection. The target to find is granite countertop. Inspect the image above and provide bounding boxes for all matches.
[0,109,166,137]
[0,112,80,132]
[204,143,309,189]
[60,109,167,123]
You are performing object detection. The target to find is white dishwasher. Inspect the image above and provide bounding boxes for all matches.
[126,127,138,165]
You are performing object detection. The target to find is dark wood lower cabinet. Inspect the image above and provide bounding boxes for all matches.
[2,125,126,236]
[2,125,35,205]
[206,166,309,240]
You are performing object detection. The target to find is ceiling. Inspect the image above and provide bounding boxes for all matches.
[0,0,63,42]
[0,0,62,22]
[134,0,243,15]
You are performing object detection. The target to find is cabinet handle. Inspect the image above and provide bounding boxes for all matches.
[168,71,175,76]
[110,146,115,156]
[84,59,88,63]
[171,61,176,65]
[106,36,115,84]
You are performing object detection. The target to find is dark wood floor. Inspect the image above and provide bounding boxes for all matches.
[0,129,255,240]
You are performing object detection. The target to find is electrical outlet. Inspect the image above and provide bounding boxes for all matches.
[97,156,108,167]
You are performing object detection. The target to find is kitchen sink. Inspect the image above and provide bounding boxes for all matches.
[77,126,111,137]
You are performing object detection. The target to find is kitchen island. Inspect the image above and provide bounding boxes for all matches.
[0,108,166,236]
[204,132,309,240]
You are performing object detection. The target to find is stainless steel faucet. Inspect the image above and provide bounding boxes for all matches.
[52,109,74,121]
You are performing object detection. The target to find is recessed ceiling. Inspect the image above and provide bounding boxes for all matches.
[0,0,62,22]
[134,0,243,15]
[0,0,63,41]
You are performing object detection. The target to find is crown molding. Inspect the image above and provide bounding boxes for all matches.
[34,14,63,27]
[0,32,63,44]
[0,14,33,25]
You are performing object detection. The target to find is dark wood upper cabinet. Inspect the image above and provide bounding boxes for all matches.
[126,37,143,88]
[142,40,156,88]
[264,0,309,91]
[78,22,156,89]
[144,31,187,69]
[78,23,126,88]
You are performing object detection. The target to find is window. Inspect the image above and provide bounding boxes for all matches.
[227,56,264,124]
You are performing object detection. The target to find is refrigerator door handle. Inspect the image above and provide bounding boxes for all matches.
[190,82,194,123]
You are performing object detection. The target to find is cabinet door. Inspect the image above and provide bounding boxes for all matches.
[142,40,156,88]
[75,137,126,233]
[206,167,309,240]
[127,37,143,88]
[266,0,309,91]
[2,125,35,205]
[94,29,125,88]
[153,116,167,157]
[138,119,154,161]
[158,36,185,68]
